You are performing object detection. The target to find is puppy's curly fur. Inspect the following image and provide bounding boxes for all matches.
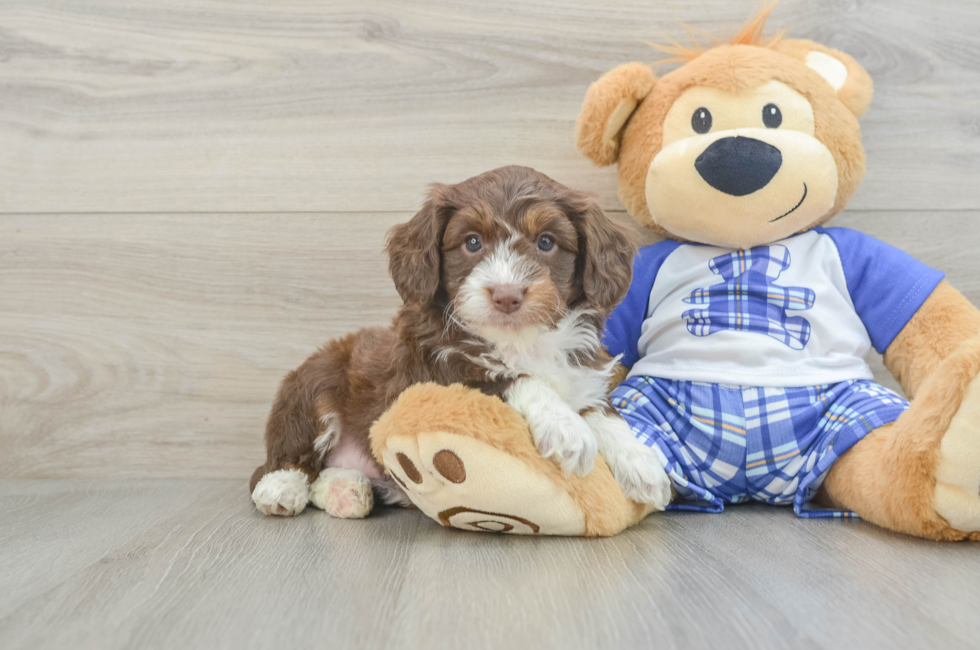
[249,166,660,518]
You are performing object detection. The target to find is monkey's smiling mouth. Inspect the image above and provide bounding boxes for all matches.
[769,183,808,223]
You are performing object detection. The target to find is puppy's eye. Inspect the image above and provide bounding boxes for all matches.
[464,234,482,253]
[763,103,782,128]
[537,234,556,252]
[691,107,712,134]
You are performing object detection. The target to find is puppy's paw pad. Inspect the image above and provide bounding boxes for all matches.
[252,469,310,517]
[614,451,672,510]
[310,468,374,519]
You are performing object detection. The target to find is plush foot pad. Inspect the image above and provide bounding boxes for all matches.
[934,374,980,532]
[252,468,310,516]
[310,468,374,519]
[381,430,586,535]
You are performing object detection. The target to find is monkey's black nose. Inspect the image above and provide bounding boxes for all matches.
[695,136,782,196]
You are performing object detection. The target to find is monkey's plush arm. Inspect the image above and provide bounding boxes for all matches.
[883,281,980,398]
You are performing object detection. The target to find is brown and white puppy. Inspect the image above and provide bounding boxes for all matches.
[249,166,671,518]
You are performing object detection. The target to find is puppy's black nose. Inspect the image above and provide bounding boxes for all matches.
[695,136,782,196]
[492,285,524,314]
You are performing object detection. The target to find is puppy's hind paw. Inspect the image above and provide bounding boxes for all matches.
[310,468,374,519]
[252,468,311,516]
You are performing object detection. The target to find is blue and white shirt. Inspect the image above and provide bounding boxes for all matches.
[603,227,945,388]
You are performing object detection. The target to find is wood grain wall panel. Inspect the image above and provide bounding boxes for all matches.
[0,0,978,213]
[1,211,976,478]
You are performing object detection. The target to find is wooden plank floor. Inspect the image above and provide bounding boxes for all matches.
[1,480,980,650]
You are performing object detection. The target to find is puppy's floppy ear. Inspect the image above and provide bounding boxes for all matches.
[774,39,874,118]
[565,193,637,314]
[386,185,451,304]
[576,62,656,167]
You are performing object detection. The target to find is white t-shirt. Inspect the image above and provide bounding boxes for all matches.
[602,227,944,388]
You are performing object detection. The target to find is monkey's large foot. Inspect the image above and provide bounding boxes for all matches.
[934,374,980,534]
[370,384,655,536]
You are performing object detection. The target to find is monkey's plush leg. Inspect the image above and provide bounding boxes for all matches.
[370,383,655,537]
[820,334,980,541]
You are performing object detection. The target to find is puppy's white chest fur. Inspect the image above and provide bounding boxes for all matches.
[483,310,614,412]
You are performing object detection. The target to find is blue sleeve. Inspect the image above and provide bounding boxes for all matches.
[817,227,945,354]
[602,240,681,367]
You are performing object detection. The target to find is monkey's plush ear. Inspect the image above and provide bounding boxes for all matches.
[576,62,656,166]
[774,39,874,118]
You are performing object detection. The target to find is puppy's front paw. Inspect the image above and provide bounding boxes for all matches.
[505,377,598,477]
[530,410,598,478]
[252,468,310,516]
[612,446,672,510]
[310,468,374,519]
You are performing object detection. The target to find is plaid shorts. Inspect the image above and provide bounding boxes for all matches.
[610,376,909,518]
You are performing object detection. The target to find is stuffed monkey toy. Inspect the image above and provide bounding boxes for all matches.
[373,5,980,540]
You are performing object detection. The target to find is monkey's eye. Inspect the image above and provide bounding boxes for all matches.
[763,103,782,128]
[537,234,556,252]
[691,107,712,134]
[464,234,482,253]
